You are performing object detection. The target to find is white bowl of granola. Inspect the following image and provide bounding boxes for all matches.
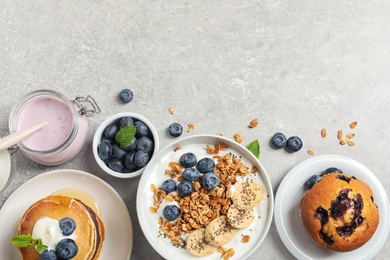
[136,134,274,259]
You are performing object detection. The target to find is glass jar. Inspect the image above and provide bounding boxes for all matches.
[8,89,100,165]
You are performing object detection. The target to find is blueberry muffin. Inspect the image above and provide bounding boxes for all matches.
[300,172,379,252]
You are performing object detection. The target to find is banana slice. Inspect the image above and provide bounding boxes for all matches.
[227,204,255,229]
[232,179,265,210]
[186,228,216,256]
[205,215,238,246]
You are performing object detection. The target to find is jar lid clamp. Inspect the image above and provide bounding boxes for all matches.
[72,96,101,116]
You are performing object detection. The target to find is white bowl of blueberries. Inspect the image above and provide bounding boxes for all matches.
[92,112,159,178]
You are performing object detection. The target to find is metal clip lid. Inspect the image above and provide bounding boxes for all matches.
[72,95,101,117]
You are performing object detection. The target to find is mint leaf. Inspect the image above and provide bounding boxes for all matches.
[247,139,260,158]
[11,234,38,248]
[115,125,137,149]
[36,238,48,253]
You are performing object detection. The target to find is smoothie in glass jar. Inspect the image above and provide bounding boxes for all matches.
[9,90,91,165]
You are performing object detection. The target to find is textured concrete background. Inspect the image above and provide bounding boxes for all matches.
[0,0,389,259]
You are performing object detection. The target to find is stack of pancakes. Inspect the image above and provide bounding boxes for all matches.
[17,195,105,260]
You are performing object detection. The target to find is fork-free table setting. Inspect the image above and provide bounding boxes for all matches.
[1,1,389,260]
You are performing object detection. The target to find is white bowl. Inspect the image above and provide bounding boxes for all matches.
[92,112,159,178]
[136,134,274,259]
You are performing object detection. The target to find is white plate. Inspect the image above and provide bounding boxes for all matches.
[0,169,133,260]
[274,154,390,260]
[137,134,274,260]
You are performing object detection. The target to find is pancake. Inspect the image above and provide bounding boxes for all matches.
[17,195,105,259]
[300,172,379,252]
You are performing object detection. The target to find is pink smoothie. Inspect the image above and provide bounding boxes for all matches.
[17,97,74,151]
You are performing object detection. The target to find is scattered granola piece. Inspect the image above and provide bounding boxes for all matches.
[234,132,243,143]
[349,121,358,129]
[321,128,327,138]
[174,146,182,152]
[249,118,258,128]
[241,235,251,243]
[307,150,314,155]
[340,138,347,145]
[216,133,223,136]
[347,140,355,146]
[168,107,175,115]
[346,133,355,139]
[187,123,194,132]
[337,130,343,140]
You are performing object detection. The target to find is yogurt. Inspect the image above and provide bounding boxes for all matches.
[8,90,92,165]
[32,216,77,251]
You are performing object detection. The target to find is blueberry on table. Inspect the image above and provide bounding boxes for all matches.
[285,136,303,152]
[134,150,150,168]
[118,89,134,103]
[177,180,194,197]
[270,132,287,149]
[305,174,321,189]
[40,250,57,260]
[59,217,76,235]
[118,116,134,128]
[163,205,180,221]
[56,239,78,259]
[196,157,215,173]
[136,136,154,154]
[323,167,343,175]
[161,179,177,194]
[182,168,200,181]
[108,158,124,172]
[135,121,150,137]
[98,141,112,160]
[104,123,119,139]
[179,152,197,168]
[168,123,183,137]
[202,172,220,190]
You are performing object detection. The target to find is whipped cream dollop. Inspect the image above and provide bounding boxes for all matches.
[32,216,77,251]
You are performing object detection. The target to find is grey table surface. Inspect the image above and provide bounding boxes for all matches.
[0,1,389,259]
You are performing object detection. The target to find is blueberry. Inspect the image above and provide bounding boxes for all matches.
[104,123,119,139]
[168,123,183,137]
[161,179,177,194]
[270,132,287,149]
[59,217,76,236]
[136,136,154,154]
[305,174,321,189]
[118,89,134,103]
[182,168,200,181]
[40,250,57,260]
[135,121,149,137]
[285,136,303,152]
[163,205,180,221]
[118,116,134,129]
[323,167,343,175]
[134,150,150,168]
[124,137,137,152]
[202,172,220,190]
[179,153,197,168]
[101,136,113,144]
[56,239,78,259]
[108,158,124,172]
[196,157,215,173]
[177,180,194,197]
[124,151,137,171]
[98,141,112,160]
[111,144,127,160]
